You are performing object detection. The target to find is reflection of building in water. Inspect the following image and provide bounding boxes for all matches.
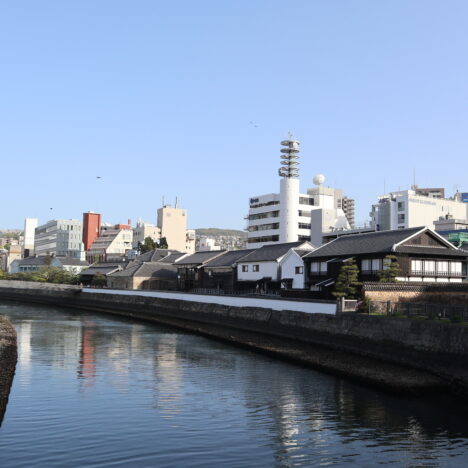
[17,321,32,379]
[152,335,183,418]
[78,321,97,390]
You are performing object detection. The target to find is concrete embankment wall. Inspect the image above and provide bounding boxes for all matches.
[1,281,468,396]
[0,315,17,426]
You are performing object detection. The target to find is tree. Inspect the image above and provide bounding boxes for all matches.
[332,259,361,299]
[377,255,401,283]
[91,273,107,288]
[139,236,157,254]
[157,237,168,249]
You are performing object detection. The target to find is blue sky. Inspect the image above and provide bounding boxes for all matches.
[1,1,468,230]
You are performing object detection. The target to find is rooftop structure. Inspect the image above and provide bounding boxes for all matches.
[246,138,354,248]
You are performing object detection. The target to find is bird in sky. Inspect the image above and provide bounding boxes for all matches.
[249,120,259,128]
[96,176,102,179]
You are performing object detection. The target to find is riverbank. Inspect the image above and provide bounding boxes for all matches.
[0,280,466,396]
[0,315,17,426]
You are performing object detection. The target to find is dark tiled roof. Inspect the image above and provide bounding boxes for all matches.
[239,242,305,263]
[136,249,179,263]
[176,250,226,266]
[204,249,254,268]
[16,256,49,266]
[304,227,425,259]
[395,246,468,257]
[158,252,187,264]
[110,262,177,278]
[57,257,89,266]
[80,265,122,276]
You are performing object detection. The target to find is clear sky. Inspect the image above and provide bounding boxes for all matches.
[1,1,468,230]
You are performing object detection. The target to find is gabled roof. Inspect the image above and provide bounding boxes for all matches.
[56,257,89,267]
[158,252,187,264]
[204,249,254,268]
[304,227,467,259]
[293,248,313,258]
[109,262,177,279]
[15,256,51,266]
[136,249,180,263]
[176,250,226,266]
[80,263,124,276]
[238,242,306,263]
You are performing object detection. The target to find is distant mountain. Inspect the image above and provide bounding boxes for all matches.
[195,228,247,238]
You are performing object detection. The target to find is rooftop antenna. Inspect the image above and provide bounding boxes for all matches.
[175,196,178,208]
[162,196,165,207]
[412,168,416,189]
[278,132,300,179]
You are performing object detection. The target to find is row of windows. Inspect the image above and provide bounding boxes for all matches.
[248,223,280,232]
[411,260,462,275]
[249,200,280,209]
[241,265,259,272]
[247,235,279,244]
[298,223,311,230]
[248,211,280,221]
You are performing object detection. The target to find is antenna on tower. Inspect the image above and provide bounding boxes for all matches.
[162,196,165,207]
[175,196,178,208]
[278,135,300,178]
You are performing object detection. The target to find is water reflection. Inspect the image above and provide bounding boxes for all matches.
[1,301,468,467]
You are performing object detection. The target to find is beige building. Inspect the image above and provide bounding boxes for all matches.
[157,204,195,253]
[87,225,133,262]
[133,221,161,249]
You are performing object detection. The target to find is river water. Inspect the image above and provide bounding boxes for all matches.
[1,301,468,467]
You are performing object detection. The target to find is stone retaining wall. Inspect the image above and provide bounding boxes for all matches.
[1,280,468,397]
[0,315,17,426]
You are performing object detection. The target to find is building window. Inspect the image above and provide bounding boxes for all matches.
[299,197,314,206]
[397,202,405,211]
[423,260,435,275]
[397,213,405,224]
[310,262,326,275]
[242,265,248,272]
[253,265,260,272]
[295,266,303,274]
[362,259,371,272]
[451,262,462,276]
[298,223,311,230]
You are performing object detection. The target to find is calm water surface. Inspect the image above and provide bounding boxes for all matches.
[1,301,468,467]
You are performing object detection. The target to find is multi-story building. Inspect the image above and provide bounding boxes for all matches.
[132,221,161,249]
[83,212,102,251]
[34,219,84,258]
[157,203,195,253]
[23,218,38,257]
[86,224,133,263]
[246,138,354,248]
[370,187,468,231]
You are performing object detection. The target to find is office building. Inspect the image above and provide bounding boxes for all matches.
[370,187,468,231]
[34,219,84,258]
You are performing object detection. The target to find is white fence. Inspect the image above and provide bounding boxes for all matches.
[82,288,337,315]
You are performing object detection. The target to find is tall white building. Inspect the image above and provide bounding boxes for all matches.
[34,219,84,258]
[370,187,468,231]
[246,138,354,248]
[23,218,38,256]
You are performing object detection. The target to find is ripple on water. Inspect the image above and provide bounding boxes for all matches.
[1,301,468,467]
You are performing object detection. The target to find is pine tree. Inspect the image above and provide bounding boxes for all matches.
[377,255,401,283]
[158,237,168,249]
[332,258,361,299]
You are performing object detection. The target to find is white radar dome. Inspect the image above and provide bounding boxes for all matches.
[313,174,325,186]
